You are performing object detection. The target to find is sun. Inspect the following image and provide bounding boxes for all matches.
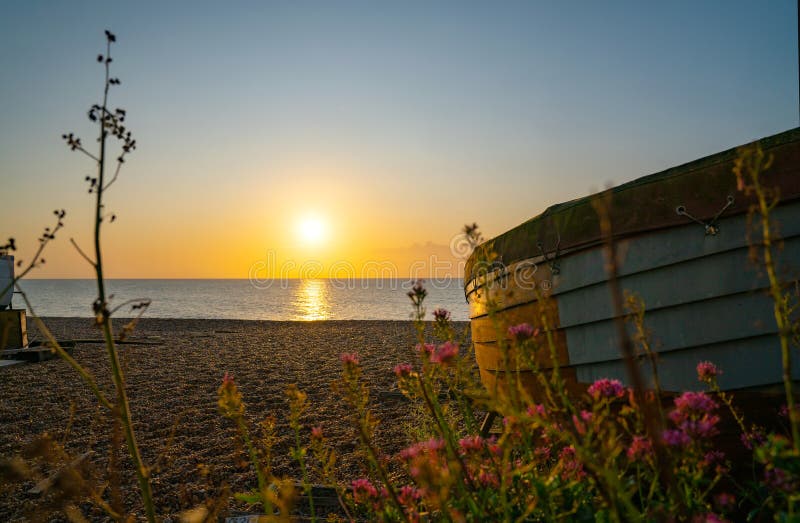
[297,216,326,245]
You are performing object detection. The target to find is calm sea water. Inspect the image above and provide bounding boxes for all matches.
[15,279,469,321]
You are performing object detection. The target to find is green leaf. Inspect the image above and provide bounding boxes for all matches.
[234,490,263,504]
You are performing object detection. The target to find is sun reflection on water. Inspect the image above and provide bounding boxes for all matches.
[292,279,331,321]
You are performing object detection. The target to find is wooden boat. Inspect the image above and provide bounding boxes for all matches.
[464,128,800,399]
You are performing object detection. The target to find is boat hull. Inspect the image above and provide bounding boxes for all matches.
[466,129,800,398]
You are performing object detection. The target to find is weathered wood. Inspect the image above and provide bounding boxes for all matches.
[2,341,76,362]
[470,299,561,340]
[1,347,52,362]
[467,265,558,319]
[479,412,497,437]
[0,309,27,350]
[0,255,13,309]
[478,365,582,402]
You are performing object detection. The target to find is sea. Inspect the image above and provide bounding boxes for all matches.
[14,278,470,321]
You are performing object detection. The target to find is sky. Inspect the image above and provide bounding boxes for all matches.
[0,1,797,278]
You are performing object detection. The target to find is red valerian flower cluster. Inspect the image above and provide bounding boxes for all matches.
[587,378,626,401]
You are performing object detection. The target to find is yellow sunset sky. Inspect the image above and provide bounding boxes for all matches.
[1,2,796,279]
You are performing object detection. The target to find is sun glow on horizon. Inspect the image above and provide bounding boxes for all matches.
[297,216,327,245]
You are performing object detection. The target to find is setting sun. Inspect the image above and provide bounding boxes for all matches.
[297,216,326,245]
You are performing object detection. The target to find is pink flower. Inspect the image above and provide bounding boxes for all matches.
[311,426,323,440]
[557,446,586,480]
[431,341,459,364]
[527,403,547,418]
[218,372,244,419]
[415,343,436,356]
[534,445,551,460]
[666,391,720,441]
[662,429,691,447]
[507,323,538,342]
[679,417,720,439]
[627,435,653,461]
[673,391,718,414]
[423,438,445,451]
[702,450,726,467]
[399,439,449,488]
[398,445,420,461]
[399,438,445,461]
[339,352,360,365]
[697,361,721,383]
[587,378,626,400]
[458,435,484,453]
[740,430,766,450]
[572,414,587,436]
[351,478,379,503]
[398,485,421,506]
[393,363,413,378]
[477,469,500,488]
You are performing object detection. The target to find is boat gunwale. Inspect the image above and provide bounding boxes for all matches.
[466,227,800,311]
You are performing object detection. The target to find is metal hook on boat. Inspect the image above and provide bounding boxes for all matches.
[463,256,506,303]
[675,195,734,236]
[537,232,561,275]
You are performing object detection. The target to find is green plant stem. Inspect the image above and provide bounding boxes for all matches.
[753,174,800,451]
[626,295,666,424]
[736,145,799,451]
[292,430,315,521]
[355,417,409,523]
[101,318,156,522]
[342,369,409,523]
[94,39,156,522]
[236,417,272,513]
[540,311,575,417]
[712,383,749,436]
[417,374,482,516]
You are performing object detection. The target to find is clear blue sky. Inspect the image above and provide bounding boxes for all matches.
[0,1,797,277]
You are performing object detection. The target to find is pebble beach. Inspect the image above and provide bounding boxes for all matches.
[0,317,470,520]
